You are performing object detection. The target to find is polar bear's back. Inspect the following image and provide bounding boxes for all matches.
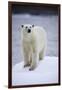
[33,26,46,36]
[33,26,47,51]
[33,26,46,42]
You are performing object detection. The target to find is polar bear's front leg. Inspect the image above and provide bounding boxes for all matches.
[29,52,39,71]
[23,52,30,67]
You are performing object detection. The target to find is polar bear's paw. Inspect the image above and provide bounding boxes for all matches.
[29,66,36,71]
[29,68,34,71]
[24,64,30,68]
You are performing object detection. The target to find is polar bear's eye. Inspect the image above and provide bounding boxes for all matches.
[21,25,24,28]
[25,26,28,29]
[30,26,31,28]
[32,24,34,27]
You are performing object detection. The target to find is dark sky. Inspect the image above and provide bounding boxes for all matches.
[12,3,59,15]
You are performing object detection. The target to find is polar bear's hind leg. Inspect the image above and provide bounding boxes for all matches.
[39,48,45,60]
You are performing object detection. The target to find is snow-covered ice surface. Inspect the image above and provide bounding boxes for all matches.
[12,56,58,85]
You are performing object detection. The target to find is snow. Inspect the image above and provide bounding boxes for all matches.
[12,56,58,85]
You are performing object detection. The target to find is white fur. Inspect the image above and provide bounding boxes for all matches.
[21,24,47,70]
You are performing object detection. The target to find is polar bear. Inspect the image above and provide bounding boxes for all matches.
[20,24,47,71]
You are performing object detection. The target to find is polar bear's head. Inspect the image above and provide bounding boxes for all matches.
[21,24,34,34]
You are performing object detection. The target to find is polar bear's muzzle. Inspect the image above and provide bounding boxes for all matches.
[28,29,31,33]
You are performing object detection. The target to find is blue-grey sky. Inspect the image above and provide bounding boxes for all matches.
[12,3,59,15]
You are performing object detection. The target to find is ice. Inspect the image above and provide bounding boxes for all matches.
[12,56,58,85]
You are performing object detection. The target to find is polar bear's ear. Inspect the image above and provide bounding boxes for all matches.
[21,25,24,28]
[32,24,34,27]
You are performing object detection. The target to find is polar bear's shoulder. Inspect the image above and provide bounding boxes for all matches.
[34,26,45,30]
[33,26,46,35]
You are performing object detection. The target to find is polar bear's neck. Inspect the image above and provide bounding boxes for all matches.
[23,31,35,43]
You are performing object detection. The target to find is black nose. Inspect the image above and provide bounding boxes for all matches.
[28,29,31,33]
